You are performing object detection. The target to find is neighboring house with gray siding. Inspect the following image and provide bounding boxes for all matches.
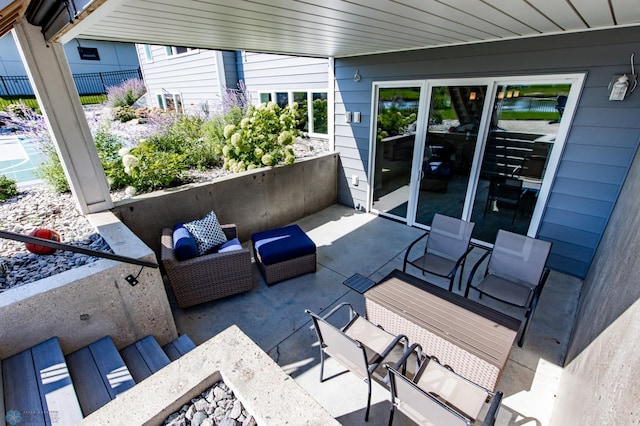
[136,46,329,136]
[0,33,139,76]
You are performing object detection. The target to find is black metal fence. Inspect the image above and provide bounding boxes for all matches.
[0,68,143,104]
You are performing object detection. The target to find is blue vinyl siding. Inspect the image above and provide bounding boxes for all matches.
[0,34,139,75]
[333,26,640,278]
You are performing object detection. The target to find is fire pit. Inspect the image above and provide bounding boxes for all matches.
[79,325,339,426]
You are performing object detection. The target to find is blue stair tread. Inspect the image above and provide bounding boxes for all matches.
[2,337,83,425]
[162,335,196,362]
[66,336,135,416]
[120,336,170,383]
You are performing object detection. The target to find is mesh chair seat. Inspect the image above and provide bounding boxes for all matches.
[416,361,488,420]
[344,316,400,361]
[403,214,475,291]
[475,274,534,307]
[408,253,457,278]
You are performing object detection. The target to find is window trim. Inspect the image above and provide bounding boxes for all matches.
[156,92,184,113]
[142,44,153,63]
[164,46,198,58]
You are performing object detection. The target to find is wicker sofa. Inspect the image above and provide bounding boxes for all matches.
[160,224,254,308]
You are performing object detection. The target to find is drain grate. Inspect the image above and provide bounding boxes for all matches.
[343,273,376,294]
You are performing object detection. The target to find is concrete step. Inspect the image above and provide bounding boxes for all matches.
[162,334,197,361]
[1,337,83,425]
[2,334,197,423]
[66,336,135,417]
[120,335,171,383]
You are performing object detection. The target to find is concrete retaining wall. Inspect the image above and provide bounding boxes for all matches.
[0,211,178,359]
[550,138,640,425]
[110,153,339,255]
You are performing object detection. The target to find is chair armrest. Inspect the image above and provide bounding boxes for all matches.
[389,342,423,377]
[161,227,177,265]
[403,231,431,267]
[464,249,491,297]
[319,302,358,330]
[482,391,503,426]
[221,224,238,240]
[454,245,475,268]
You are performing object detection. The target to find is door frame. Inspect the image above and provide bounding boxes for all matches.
[368,73,586,238]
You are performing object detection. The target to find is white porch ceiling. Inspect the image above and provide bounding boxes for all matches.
[36,0,640,57]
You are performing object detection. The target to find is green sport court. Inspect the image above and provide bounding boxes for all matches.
[0,135,44,186]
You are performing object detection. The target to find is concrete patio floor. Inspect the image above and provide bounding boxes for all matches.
[169,204,583,426]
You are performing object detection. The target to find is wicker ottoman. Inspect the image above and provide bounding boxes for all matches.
[251,224,317,286]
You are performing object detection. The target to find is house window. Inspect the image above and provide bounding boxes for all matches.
[257,90,328,136]
[156,93,184,113]
[259,93,271,103]
[165,46,195,57]
[143,45,153,62]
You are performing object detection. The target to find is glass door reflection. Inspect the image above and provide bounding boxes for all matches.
[470,83,571,242]
[415,86,487,227]
[371,86,421,221]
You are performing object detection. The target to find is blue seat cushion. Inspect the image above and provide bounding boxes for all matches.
[252,224,316,266]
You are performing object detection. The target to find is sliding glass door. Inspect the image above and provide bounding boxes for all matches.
[469,82,572,242]
[415,85,488,227]
[370,75,583,242]
[371,85,423,221]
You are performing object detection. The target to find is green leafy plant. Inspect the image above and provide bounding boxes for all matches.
[93,127,129,190]
[0,175,18,201]
[119,142,188,193]
[312,98,328,134]
[211,102,300,172]
[376,106,417,141]
[35,144,70,193]
[112,105,137,122]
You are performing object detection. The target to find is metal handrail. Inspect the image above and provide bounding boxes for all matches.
[0,229,158,269]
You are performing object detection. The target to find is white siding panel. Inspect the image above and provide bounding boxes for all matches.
[241,52,329,100]
[138,47,221,109]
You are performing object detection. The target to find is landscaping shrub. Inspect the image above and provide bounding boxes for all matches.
[376,106,417,142]
[112,105,137,122]
[35,143,69,193]
[106,78,146,108]
[142,114,220,170]
[209,102,300,172]
[312,98,328,134]
[118,142,187,193]
[0,175,18,201]
[94,126,128,190]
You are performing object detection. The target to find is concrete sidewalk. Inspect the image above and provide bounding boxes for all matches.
[171,204,582,425]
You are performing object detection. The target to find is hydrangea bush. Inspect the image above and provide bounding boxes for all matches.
[213,102,300,172]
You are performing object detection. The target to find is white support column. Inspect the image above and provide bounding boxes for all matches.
[328,57,335,152]
[12,21,113,214]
